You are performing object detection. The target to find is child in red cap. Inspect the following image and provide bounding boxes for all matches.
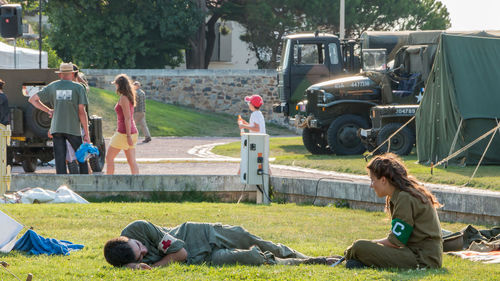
[239,94,266,133]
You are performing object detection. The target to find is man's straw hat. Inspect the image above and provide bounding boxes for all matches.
[55,62,77,73]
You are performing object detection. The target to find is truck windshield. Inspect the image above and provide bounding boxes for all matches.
[279,39,290,69]
[22,84,45,97]
[362,49,386,71]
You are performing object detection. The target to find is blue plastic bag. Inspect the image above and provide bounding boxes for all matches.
[75,143,99,163]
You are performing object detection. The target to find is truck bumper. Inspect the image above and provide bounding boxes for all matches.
[294,114,319,129]
[272,102,289,115]
[357,128,378,148]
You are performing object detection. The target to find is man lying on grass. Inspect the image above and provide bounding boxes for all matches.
[104,220,341,269]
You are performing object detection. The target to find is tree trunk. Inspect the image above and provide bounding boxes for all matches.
[204,14,221,69]
[186,0,207,69]
[186,25,206,69]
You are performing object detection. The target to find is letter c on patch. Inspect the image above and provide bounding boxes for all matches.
[392,222,405,236]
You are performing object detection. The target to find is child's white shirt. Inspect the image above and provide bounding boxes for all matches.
[249,110,266,133]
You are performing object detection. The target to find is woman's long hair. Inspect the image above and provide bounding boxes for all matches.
[113,74,136,106]
[367,153,442,211]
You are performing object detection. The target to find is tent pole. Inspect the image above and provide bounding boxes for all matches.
[39,0,42,69]
[13,40,16,69]
[465,119,499,186]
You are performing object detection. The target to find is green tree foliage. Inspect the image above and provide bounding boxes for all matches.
[237,0,309,69]
[9,0,41,15]
[306,0,451,35]
[237,0,451,68]
[45,0,203,68]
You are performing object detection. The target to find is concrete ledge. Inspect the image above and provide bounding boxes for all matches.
[272,177,500,224]
[82,69,277,77]
[10,174,500,224]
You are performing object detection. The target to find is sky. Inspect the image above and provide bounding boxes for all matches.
[438,0,500,31]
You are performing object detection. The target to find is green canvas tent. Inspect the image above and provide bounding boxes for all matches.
[416,34,500,165]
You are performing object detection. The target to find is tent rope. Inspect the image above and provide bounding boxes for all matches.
[465,118,500,185]
[0,207,26,228]
[447,118,463,162]
[431,121,500,173]
[364,116,415,161]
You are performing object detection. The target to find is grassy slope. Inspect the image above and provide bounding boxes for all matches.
[1,203,496,281]
[212,137,500,191]
[87,87,293,137]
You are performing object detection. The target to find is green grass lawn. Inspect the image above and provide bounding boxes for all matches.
[87,87,293,137]
[0,203,496,280]
[212,137,500,191]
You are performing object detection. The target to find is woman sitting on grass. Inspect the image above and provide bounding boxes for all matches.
[344,153,443,269]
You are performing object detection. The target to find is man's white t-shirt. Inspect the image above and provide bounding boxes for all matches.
[249,110,266,133]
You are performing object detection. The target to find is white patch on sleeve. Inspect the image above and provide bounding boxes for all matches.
[157,233,175,253]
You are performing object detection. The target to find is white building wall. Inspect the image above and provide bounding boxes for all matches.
[171,21,260,70]
[208,22,258,70]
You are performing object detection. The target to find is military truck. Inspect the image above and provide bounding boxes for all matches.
[273,31,410,119]
[357,30,500,156]
[358,104,419,156]
[1,69,106,173]
[289,31,439,155]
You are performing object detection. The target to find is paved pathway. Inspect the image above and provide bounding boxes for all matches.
[11,136,500,196]
[10,137,369,183]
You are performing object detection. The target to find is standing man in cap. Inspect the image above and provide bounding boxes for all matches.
[132,81,151,143]
[29,62,90,174]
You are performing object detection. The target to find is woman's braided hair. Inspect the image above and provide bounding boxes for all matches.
[367,153,442,212]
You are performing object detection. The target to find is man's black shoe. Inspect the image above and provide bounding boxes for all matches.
[142,137,151,143]
[345,259,367,269]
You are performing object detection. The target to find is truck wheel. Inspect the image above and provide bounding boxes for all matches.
[39,149,54,163]
[67,161,80,174]
[22,157,38,173]
[327,114,369,155]
[376,123,415,155]
[25,104,51,138]
[89,143,106,172]
[302,128,333,155]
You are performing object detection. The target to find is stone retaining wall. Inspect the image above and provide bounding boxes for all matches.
[83,69,287,125]
[11,174,500,225]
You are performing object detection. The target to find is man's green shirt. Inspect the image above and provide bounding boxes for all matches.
[38,80,87,136]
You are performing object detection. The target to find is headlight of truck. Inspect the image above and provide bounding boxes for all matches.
[317,90,335,104]
[296,101,308,112]
[323,92,334,103]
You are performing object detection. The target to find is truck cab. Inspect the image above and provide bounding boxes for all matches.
[273,33,358,117]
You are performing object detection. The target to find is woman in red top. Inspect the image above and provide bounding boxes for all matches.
[106,74,139,174]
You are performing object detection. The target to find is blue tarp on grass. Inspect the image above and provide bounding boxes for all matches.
[13,229,84,255]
